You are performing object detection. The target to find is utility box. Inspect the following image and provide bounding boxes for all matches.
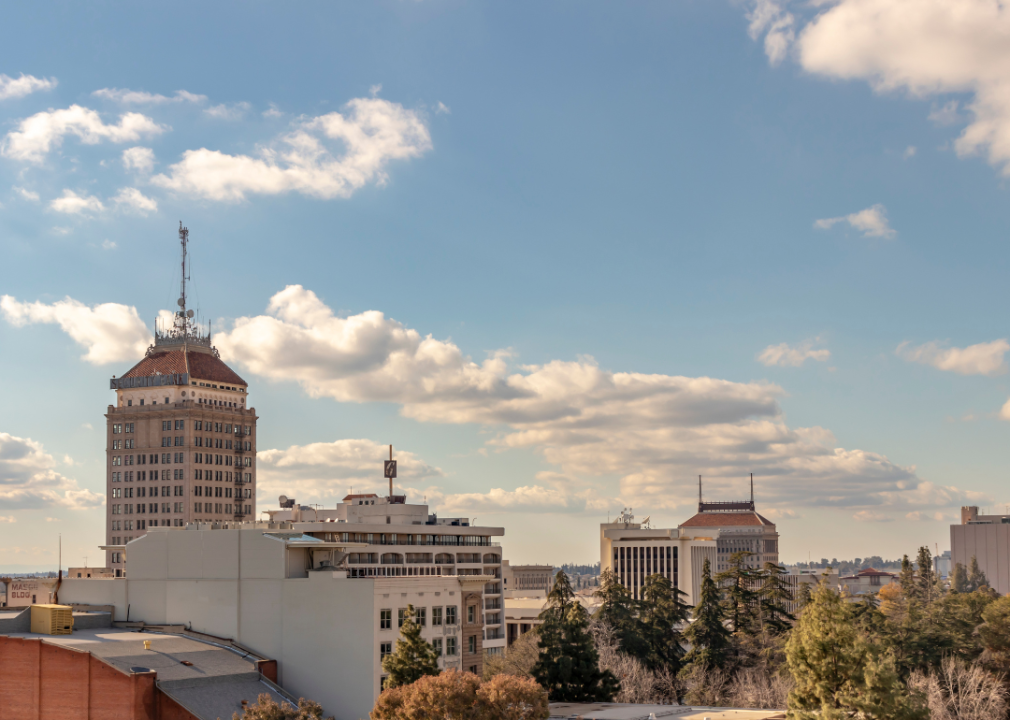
[30,604,73,635]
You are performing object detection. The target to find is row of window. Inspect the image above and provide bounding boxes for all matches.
[614,545,679,601]
[193,503,250,514]
[111,502,186,515]
[112,454,254,468]
[110,501,252,517]
[112,424,135,434]
[194,486,251,498]
[330,533,496,547]
[111,470,251,482]
[380,606,459,630]
[112,439,135,449]
[156,421,252,434]
[124,398,170,407]
[111,485,184,499]
[192,437,252,450]
[380,636,463,661]
[195,381,244,392]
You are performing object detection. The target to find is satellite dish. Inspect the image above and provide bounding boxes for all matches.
[279,495,288,506]
[177,298,185,307]
[186,309,194,318]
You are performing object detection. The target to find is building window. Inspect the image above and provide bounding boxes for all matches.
[174,503,183,513]
[380,642,392,659]
[175,420,184,430]
[468,605,475,624]
[162,421,171,431]
[446,637,457,656]
[432,637,443,657]
[398,608,407,627]
[195,421,203,430]
[414,607,426,627]
[446,606,457,625]
[380,609,391,630]
[432,607,443,626]
[195,502,202,513]
[468,636,477,654]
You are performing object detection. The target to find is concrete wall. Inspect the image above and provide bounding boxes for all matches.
[0,636,199,720]
[951,523,1010,595]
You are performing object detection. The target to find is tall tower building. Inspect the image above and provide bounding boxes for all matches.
[104,224,258,576]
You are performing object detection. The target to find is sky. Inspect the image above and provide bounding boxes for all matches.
[2,0,1010,571]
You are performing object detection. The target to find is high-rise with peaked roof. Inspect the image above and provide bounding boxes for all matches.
[104,224,258,576]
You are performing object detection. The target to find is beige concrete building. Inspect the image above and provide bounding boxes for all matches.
[837,568,897,597]
[61,523,491,720]
[502,561,553,598]
[268,493,507,655]
[105,225,257,575]
[952,506,1010,595]
[600,509,716,606]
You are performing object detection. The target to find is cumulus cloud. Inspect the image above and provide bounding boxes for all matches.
[151,96,432,201]
[122,146,155,173]
[112,187,158,214]
[214,285,981,513]
[905,510,946,521]
[204,102,251,120]
[747,0,1010,176]
[0,295,152,364]
[0,73,56,101]
[0,516,15,523]
[256,438,443,504]
[12,186,39,202]
[50,189,105,215]
[92,88,206,104]
[1,105,166,163]
[0,432,103,510]
[853,510,893,522]
[897,339,1009,376]
[758,339,830,367]
[815,204,895,238]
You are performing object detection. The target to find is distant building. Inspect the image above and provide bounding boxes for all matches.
[67,567,114,579]
[934,550,951,578]
[951,506,1010,594]
[838,568,897,597]
[505,595,601,648]
[502,561,553,598]
[784,569,839,612]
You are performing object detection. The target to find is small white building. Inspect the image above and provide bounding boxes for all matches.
[837,568,898,596]
[60,523,491,720]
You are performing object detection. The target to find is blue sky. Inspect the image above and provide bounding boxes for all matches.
[2,0,1010,571]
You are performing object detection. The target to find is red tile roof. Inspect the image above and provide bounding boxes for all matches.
[122,350,246,386]
[680,511,775,528]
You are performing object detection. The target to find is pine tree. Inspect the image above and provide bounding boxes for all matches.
[899,554,919,603]
[681,558,732,671]
[381,603,440,688]
[639,573,691,674]
[796,582,813,609]
[915,547,935,604]
[757,562,795,635]
[533,571,619,702]
[593,569,649,661]
[786,583,926,720]
[716,551,759,634]
[951,562,968,593]
[967,556,989,592]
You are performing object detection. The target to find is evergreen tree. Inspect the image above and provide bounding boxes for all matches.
[639,573,691,674]
[899,554,919,603]
[681,558,732,671]
[381,604,440,688]
[533,571,619,702]
[757,562,795,634]
[716,551,759,634]
[593,569,649,661]
[786,583,926,720]
[967,556,989,592]
[914,547,936,604]
[796,582,813,609]
[951,562,968,593]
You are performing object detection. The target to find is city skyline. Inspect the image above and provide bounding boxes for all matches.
[3,1,1010,570]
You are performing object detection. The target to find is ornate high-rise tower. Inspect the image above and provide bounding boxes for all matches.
[104,223,258,576]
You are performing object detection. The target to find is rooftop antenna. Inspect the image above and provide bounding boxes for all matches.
[750,473,754,504]
[698,475,703,510]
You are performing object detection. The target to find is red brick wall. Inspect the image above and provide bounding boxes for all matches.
[0,636,196,720]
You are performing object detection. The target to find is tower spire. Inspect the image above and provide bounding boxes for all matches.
[698,474,702,511]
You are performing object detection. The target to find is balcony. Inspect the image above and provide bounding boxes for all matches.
[484,599,501,610]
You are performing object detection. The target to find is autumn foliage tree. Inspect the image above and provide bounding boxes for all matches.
[234,693,331,720]
[370,671,548,720]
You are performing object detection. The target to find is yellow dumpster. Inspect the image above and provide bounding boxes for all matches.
[30,604,73,635]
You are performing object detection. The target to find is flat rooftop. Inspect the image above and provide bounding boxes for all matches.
[7,627,291,720]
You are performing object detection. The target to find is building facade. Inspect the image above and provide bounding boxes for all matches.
[951,506,1010,595]
[104,225,257,575]
[270,493,507,655]
[502,561,553,598]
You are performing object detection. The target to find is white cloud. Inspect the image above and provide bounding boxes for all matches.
[0,73,56,101]
[101,240,116,250]
[122,146,155,173]
[50,189,105,215]
[815,204,895,238]
[2,105,166,164]
[758,339,830,367]
[263,104,284,119]
[762,508,801,520]
[45,517,60,522]
[213,285,981,513]
[436,102,451,115]
[747,0,795,66]
[853,510,893,522]
[904,145,917,158]
[257,438,442,505]
[204,102,252,121]
[112,187,157,215]
[0,516,14,523]
[0,432,103,510]
[151,96,432,201]
[747,0,1010,175]
[998,397,1010,422]
[0,295,152,364]
[92,88,206,104]
[897,339,1009,376]
[929,100,964,127]
[905,510,945,521]
[12,186,39,202]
